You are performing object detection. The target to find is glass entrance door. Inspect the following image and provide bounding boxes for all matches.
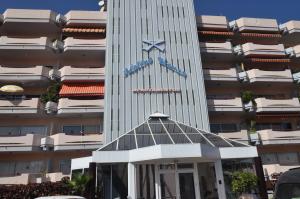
[158,163,199,199]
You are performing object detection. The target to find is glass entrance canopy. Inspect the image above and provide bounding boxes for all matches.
[99,113,247,152]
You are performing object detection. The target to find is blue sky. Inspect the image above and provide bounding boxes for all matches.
[0,0,299,23]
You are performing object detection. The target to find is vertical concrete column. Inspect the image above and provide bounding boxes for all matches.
[214,160,226,199]
[128,162,137,199]
[254,157,268,199]
[86,162,96,199]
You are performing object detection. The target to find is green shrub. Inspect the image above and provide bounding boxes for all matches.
[41,82,61,104]
[231,171,258,195]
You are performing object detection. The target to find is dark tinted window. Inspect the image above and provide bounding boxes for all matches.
[276,183,300,199]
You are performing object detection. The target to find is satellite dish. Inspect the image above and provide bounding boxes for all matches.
[98,1,105,6]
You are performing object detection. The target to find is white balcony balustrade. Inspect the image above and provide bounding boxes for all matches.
[234,43,285,58]
[259,130,300,145]
[218,130,249,143]
[196,15,228,30]
[0,134,43,152]
[255,98,300,112]
[229,17,279,33]
[207,97,244,112]
[204,68,238,82]
[59,66,105,82]
[280,20,300,34]
[65,11,106,27]
[0,66,50,83]
[200,42,232,54]
[57,98,104,115]
[41,133,103,151]
[0,98,42,114]
[239,69,293,83]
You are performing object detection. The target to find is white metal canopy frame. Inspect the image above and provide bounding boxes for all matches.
[92,113,258,163]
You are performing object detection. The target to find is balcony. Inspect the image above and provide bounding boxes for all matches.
[218,130,249,143]
[0,36,61,61]
[1,9,64,36]
[0,66,50,83]
[207,97,244,112]
[234,43,286,58]
[239,69,293,83]
[259,130,300,145]
[204,68,238,82]
[0,98,42,114]
[0,172,68,185]
[41,133,103,151]
[59,66,105,82]
[65,11,106,27]
[280,20,300,34]
[0,134,43,152]
[200,42,234,61]
[255,98,300,112]
[57,98,104,115]
[286,45,300,58]
[196,15,228,30]
[229,17,279,33]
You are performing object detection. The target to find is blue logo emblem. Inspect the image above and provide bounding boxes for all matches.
[143,40,165,52]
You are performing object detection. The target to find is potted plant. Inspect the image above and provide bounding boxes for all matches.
[231,171,258,199]
[41,82,61,114]
[247,120,259,145]
[67,173,91,196]
[241,91,256,112]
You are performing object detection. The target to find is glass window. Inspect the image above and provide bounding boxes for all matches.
[0,127,20,136]
[210,124,221,133]
[59,159,71,175]
[20,126,47,136]
[63,125,82,135]
[83,125,100,134]
[210,123,238,133]
[276,183,300,199]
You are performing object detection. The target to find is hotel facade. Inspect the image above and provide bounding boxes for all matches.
[1,0,300,198]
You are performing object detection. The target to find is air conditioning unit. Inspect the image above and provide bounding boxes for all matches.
[55,14,67,26]
[41,137,54,151]
[52,40,64,53]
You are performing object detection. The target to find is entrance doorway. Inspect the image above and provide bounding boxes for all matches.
[158,163,200,199]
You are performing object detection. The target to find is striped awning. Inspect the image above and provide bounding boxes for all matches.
[198,30,234,36]
[248,58,291,63]
[59,83,105,97]
[63,28,106,33]
[240,33,282,38]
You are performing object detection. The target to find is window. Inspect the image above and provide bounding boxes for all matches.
[0,126,47,136]
[63,125,102,135]
[59,159,71,175]
[256,123,292,131]
[210,123,238,133]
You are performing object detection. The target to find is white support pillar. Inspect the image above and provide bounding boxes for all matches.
[128,163,137,199]
[214,160,226,199]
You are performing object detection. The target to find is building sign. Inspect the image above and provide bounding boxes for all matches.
[133,88,181,94]
[123,40,187,78]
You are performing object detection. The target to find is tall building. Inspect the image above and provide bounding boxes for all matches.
[1,1,300,198]
[0,9,106,184]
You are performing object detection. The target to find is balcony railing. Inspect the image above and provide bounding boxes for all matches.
[65,11,107,27]
[0,172,68,185]
[0,36,60,51]
[259,130,300,145]
[63,37,106,52]
[229,17,279,32]
[3,9,63,25]
[57,98,104,115]
[0,98,42,114]
[196,15,228,30]
[207,97,244,112]
[239,69,293,83]
[286,45,300,58]
[0,66,50,82]
[200,42,233,54]
[59,66,105,82]
[280,20,300,34]
[218,130,249,143]
[234,43,285,58]
[0,134,43,152]
[204,68,238,81]
[255,98,300,112]
[41,133,103,150]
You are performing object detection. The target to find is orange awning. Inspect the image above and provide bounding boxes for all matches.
[59,83,105,97]
[248,58,291,63]
[240,33,282,38]
[198,30,234,36]
[63,28,106,33]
